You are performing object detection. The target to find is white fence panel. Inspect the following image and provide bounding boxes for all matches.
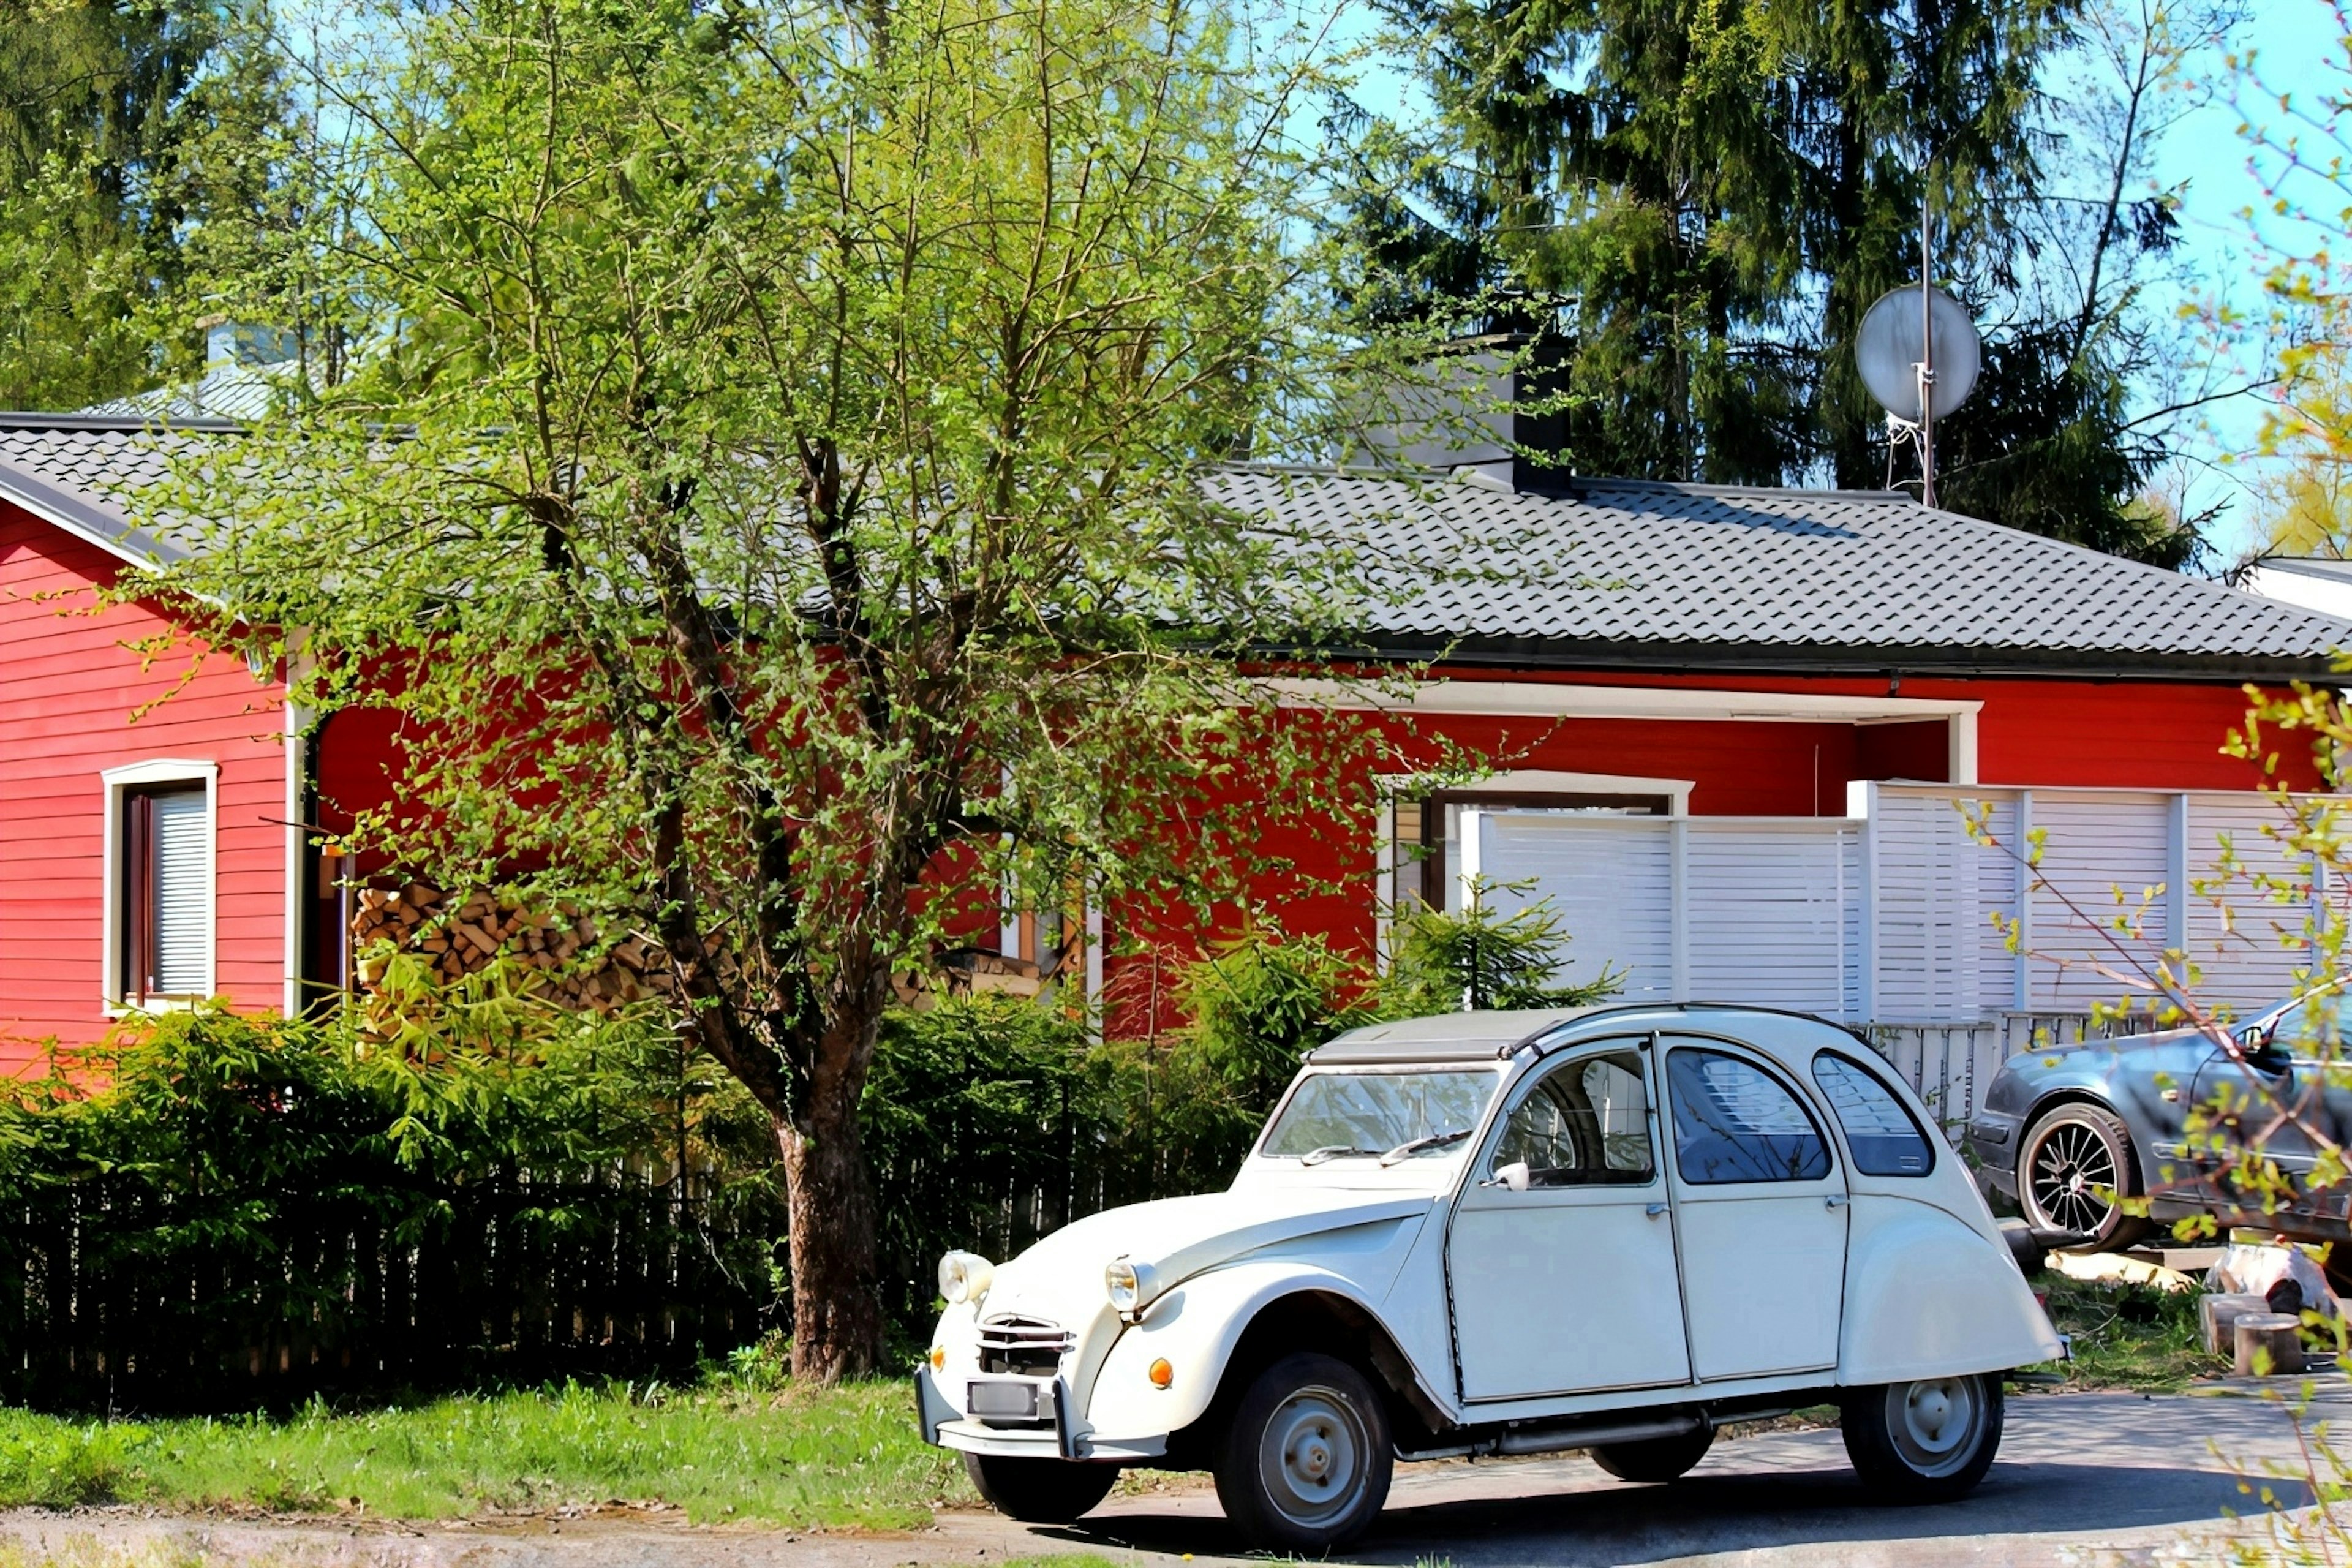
[1871,790,2019,1021]
[2186,794,2316,1009]
[2025,793,2173,1011]
[1685,821,1859,1017]
[1472,812,1675,999]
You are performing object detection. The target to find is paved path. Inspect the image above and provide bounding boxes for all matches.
[2,1389,2344,1568]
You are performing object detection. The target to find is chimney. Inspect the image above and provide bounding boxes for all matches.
[1363,334,1574,494]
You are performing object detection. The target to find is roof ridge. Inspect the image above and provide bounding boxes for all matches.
[0,411,248,434]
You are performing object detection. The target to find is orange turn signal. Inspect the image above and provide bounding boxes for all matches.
[929,1346,946,1370]
[1148,1358,1174,1389]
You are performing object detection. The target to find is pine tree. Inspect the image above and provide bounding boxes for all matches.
[1342,0,2204,564]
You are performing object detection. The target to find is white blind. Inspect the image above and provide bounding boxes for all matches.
[1473,813,1674,998]
[149,788,211,995]
[1686,821,1859,1017]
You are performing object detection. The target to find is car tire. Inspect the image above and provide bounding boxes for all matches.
[960,1452,1118,1523]
[2019,1103,2152,1252]
[1213,1352,1393,1551]
[1589,1425,1716,1483]
[1841,1373,2004,1502]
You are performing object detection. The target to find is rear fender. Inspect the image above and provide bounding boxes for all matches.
[1082,1259,1431,1447]
[1841,1196,2063,1384]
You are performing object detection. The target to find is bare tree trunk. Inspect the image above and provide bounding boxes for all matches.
[780,1027,886,1382]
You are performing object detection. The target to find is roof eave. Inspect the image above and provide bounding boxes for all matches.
[1284,634,2350,686]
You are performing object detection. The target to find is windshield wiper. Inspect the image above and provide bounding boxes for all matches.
[1299,1145,1381,1166]
[1380,1128,1474,1166]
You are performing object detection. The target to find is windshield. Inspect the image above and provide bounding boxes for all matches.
[1258,1069,1501,1163]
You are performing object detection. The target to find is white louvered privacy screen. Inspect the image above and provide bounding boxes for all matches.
[1438,783,2324,1025]
[125,785,211,1000]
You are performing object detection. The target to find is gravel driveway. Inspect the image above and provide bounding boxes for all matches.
[2,1387,2339,1568]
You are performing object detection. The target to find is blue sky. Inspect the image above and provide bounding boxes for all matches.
[2143,1,2345,559]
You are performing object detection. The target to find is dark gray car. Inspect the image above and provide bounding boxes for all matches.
[1967,989,2352,1273]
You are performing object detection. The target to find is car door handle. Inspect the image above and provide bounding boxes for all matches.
[1825,1195,1850,1209]
[1645,1202,1668,1218]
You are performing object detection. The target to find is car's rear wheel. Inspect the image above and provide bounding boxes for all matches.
[961,1452,1118,1523]
[1213,1352,1393,1551]
[1841,1373,2004,1502]
[2019,1103,2151,1252]
[1589,1425,1715,1483]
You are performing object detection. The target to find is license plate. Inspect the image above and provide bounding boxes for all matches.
[968,1381,1038,1419]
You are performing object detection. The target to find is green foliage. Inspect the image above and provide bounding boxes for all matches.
[0,1006,786,1412]
[150,0,1437,1376]
[1339,0,2208,562]
[1182,928,1374,1116]
[1383,880,1625,1014]
[0,1380,962,1524]
[0,1,295,408]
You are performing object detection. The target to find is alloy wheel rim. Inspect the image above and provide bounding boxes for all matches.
[2028,1120,2117,1234]
[1885,1376,1985,1477]
[1256,1384,1366,1527]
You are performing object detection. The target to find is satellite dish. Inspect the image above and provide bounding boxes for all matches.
[1856,284,1980,423]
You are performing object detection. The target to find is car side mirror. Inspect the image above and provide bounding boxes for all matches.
[2238,1022,2285,1068]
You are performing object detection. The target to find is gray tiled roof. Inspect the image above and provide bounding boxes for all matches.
[0,415,230,565]
[2,413,2346,679]
[1215,467,2352,677]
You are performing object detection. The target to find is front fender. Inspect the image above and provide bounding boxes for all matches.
[1841,1196,2062,1384]
[1082,1259,1430,1448]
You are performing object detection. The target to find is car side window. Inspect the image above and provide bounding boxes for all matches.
[1812,1052,1935,1176]
[1489,1047,1656,1187]
[1665,1046,1831,1185]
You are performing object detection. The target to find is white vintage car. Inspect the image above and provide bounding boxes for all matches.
[915,1003,2062,1550]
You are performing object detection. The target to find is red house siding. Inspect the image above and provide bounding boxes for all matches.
[0,502,289,1071]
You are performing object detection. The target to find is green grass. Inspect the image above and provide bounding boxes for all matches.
[0,1379,971,1527]
[2031,1273,2225,1392]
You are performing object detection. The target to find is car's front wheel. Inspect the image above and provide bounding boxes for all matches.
[2019,1102,2151,1252]
[1213,1352,1393,1551]
[1590,1425,1715,1483]
[1841,1373,2004,1502]
[961,1452,1118,1523]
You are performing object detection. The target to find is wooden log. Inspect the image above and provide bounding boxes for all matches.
[2235,1312,2306,1376]
[2201,1293,2272,1355]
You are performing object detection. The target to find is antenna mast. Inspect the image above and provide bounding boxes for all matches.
[1917,180,1937,509]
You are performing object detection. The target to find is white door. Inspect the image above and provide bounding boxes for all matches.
[1661,1040,1849,1381]
[1450,1040,1691,1401]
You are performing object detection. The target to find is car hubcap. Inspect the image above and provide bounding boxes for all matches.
[1887,1376,1985,1477]
[2029,1120,2118,1234]
[1257,1385,1366,1527]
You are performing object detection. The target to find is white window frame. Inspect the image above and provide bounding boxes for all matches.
[101,758,220,1014]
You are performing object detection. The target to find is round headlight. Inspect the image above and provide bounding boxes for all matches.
[938,1250,993,1305]
[1106,1257,1142,1312]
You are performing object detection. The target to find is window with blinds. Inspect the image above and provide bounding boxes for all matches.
[123,785,210,1002]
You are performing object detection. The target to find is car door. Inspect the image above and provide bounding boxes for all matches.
[2189,995,2352,1218]
[1660,1038,1848,1382]
[1449,1038,1692,1401]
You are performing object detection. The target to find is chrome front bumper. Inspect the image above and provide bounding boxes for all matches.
[914,1366,1164,1461]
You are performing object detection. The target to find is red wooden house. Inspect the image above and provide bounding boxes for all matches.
[4,410,2347,1118]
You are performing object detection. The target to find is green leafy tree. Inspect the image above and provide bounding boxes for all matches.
[156,0,1427,1379]
[0,0,292,408]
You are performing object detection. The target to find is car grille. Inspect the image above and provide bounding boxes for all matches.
[978,1314,1072,1376]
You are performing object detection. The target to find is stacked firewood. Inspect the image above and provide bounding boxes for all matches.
[350,884,665,1011]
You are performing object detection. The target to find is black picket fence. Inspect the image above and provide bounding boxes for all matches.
[0,1163,778,1412]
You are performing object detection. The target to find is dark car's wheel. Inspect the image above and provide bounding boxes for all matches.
[2019,1103,2151,1252]
[961,1452,1118,1523]
[1841,1373,2004,1502]
[1590,1425,1715,1483]
[1213,1352,1393,1551]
